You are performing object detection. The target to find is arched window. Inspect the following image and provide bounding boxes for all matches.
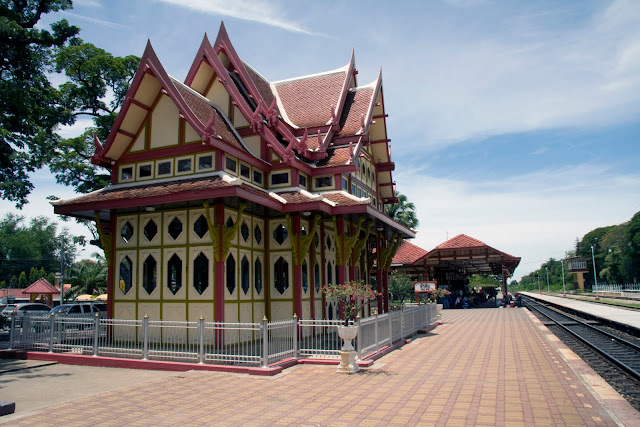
[226,254,236,294]
[142,255,157,295]
[241,256,250,295]
[274,257,289,294]
[167,254,182,295]
[193,252,209,295]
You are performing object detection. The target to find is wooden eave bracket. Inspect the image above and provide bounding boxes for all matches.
[376,161,395,172]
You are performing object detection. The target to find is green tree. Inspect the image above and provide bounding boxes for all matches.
[628,211,640,282]
[0,213,82,281]
[388,271,414,302]
[468,274,500,288]
[50,42,138,193]
[8,275,18,288]
[385,192,419,229]
[29,266,39,283]
[0,0,80,206]
[0,1,139,207]
[18,271,27,288]
[67,253,107,298]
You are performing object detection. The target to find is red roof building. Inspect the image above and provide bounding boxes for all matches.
[52,23,412,323]
[23,278,59,306]
[390,235,520,294]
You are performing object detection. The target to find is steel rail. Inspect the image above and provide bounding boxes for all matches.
[523,296,640,381]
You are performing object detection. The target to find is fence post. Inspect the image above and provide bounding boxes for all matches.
[261,316,269,368]
[142,314,149,360]
[8,315,15,350]
[292,314,298,361]
[198,316,205,364]
[374,314,379,352]
[48,313,55,353]
[356,315,362,360]
[93,313,100,356]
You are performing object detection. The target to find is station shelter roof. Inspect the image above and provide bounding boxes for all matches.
[391,234,520,282]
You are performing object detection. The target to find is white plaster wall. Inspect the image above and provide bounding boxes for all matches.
[150,95,179,149]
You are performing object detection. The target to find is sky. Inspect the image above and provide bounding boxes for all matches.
[2,0,640,281]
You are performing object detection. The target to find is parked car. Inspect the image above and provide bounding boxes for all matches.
[50,303,107,318]
[1,303,51,330]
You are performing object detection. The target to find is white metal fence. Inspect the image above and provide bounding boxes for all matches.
[8,304,438,368]
[594,283,640,297]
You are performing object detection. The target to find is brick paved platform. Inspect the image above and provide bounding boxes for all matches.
[4,308,638,426]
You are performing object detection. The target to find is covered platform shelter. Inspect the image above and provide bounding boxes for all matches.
[393,234,520,299]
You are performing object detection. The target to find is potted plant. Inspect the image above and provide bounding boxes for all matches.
[322,280,378,373]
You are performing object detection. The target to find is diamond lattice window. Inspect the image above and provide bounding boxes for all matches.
[254,258,263,294]
[168,217,183,240]
[274,257,289,294]
[142,255,157,295]
[241,221,249,242]
[226,254,236,294]
[193,252,209,295]
[121,222,134,243]
[273,224,288,245]
[167,254,182,295]
[143,219,157,241]
[241,256,250,295]
[193,215,208,239]
[119,256,132,294]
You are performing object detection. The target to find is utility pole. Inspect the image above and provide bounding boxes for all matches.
[60,238,65,305]
[545,267,549,294]
[561,259,566,296]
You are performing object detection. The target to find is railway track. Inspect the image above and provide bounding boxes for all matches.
[523,296,640,411]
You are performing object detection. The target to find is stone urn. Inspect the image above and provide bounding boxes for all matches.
[336,325,359,374]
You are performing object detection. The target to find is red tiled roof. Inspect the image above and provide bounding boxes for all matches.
[339,88,373,136]
[24,278,58,294]
[322,192,369,207]
[321,146,352,167]
[435,234,487,249]
[0,288,30,300]
[173,82,244,151]
[274,71,346,128]
[243,63,278,113]
[392,241,428,265]
[53,176,234,206]
[277,192,315,204]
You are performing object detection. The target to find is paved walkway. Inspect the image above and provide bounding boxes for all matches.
[521,292,640,330]
[3,308,638,426]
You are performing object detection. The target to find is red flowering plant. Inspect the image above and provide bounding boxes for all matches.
[322,280,379,326]
[424,288,451,303]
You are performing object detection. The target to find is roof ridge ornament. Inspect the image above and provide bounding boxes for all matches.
[265,98,278,127]
[202,111,217,141]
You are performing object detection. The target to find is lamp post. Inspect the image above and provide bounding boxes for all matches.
[591,245,599,300]
[545,267,549,294]
[561,259,566,296]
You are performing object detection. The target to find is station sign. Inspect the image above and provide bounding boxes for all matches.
[414,281,437,292]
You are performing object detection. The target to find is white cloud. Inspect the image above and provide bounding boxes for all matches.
[60,11,129,30]
[154,0,317,35]
[386,0,640,153]
[397,164,640,281]
[73,0,103,7]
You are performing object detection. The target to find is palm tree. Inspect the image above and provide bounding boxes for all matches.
[66,253,107,299]
[385,191,419,229]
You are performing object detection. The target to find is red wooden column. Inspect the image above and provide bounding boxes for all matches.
[106,218,115,320]
[376,231,384,314]
[292,214,303,318]
[320,222,326,319]
[348,222,356,282]
[214,203,225,323]
[309,231,316,320]
[337,216,347,285]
